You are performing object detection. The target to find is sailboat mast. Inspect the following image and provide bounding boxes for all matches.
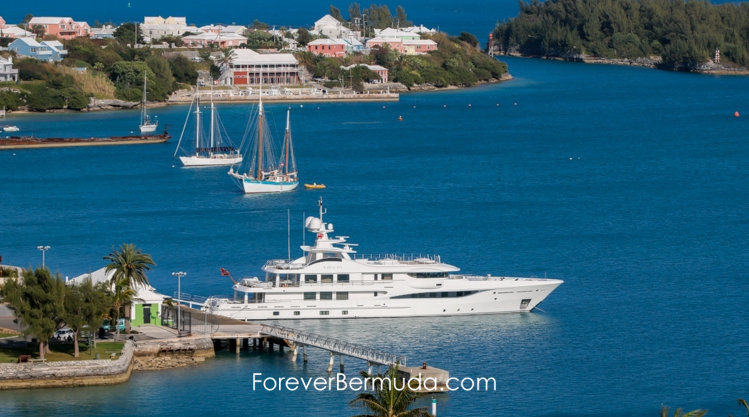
[195,86,201,153]
[284,109,290,175]
[141,73,147,124]
[210,82,215,150]
[257,72,264,180]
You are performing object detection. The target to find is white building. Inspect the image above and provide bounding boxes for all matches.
[182,32,246,48]
[220,48,300,86]
[90,25,116,39]
[140,16,193,40]
[0,56,19,82]
[0,25,34,39]
[313,14,360,40]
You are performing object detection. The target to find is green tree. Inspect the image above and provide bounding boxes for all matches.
[1,268,66,360]
[113,23,142,46]
[395,6,412,28]
[63,278,112,357]
[297,28,312,46]
[169,55,198,84]
[659,406,707,417]
[103,244,155,333]
[330,5,345,22]
[457,32,479,48]
[251,19,269,30]
[31,25,45,39]
[349,366,431,417]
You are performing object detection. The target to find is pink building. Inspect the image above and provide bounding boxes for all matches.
[366,38,404,53]
[307,39,347,58]
[341,64,388,83]
[27,17,90,39]
[403,39,438,55]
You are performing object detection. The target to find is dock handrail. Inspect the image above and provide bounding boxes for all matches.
[260,324,406,366]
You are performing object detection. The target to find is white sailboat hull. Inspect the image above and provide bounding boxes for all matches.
[139,123,158,133]
[180,154,243,167]
[228,171,298,193]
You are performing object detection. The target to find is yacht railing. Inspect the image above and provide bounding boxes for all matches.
[260,324,406,366]
[354,253,442,264]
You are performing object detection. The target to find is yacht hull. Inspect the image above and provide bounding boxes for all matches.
[180,154,242,167]
[230,175,298,194]
[139,123,158,134]
[207,278,562,321]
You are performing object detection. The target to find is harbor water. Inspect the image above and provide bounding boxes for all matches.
[1,56,747,416]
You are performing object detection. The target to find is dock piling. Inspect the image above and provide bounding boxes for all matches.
[327,352,335,373]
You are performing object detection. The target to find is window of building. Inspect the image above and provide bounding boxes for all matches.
[336,292,349,300]
[304,292,316,300]
[337,274,350,283]
[320,292,333,300]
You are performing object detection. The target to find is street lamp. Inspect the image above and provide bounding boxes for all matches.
[36,245,50,269]
[172,271,186,335]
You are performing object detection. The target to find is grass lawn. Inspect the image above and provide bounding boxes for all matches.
[0,332,20,339]
[0,341,124,363]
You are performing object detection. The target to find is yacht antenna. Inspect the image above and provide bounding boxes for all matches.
[318,197,326,222]
[302,212,306,247]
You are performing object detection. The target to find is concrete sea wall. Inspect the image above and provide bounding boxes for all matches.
[133,336,215,370]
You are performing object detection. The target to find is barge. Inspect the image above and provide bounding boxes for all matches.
[0,131,171,150]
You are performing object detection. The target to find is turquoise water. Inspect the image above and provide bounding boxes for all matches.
[1,57,748,416]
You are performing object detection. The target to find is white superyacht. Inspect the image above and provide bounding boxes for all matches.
[207,200,563,320]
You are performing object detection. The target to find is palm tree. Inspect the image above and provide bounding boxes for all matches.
[350,366,432,417]
[103,243,155,333]
[660,406,707,417]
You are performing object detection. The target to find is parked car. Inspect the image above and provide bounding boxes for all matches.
[101,318,125,332]
[54,328,74,342]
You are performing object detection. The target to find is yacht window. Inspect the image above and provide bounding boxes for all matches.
[520,299,531,309]
[319,311,329,316]
[272,311,279,316]
[304,292,316,300]
[320,292,333,300]
[305,275,317,283]
[341,310,349,315]
[321,274,334,283]
[407,272,449,278]
[429,293,438,298]
[336,292,349,300]
[382,274,393,280]
[293,311,300,316]
[391,291,479,299]
[374,292,378,297]
[337,274,350,283]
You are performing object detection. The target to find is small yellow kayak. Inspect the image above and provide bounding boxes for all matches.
[304,183,326,189]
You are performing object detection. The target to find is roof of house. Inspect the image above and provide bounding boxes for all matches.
[378,28,418,38]
[0,55,13,65]
[10,37,43,47]
[308,38,347,46]
[229,48,298,65]
[366,37,403,44]
[315,14,343,27]
[1,26,34,36]
[68,267,168,304]
[403,39,437,45]
[29,17,73,25]
[184,32,246,42]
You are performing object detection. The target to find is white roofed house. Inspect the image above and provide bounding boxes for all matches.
[68,267,169,328]
[313,14,360,40]
[140,16,190,40]
[0,56,19,83]
[0,25,34,39]
[219,48,300,86]
[182,32,246,48]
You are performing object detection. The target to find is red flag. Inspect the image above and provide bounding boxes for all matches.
[220,267,230,276]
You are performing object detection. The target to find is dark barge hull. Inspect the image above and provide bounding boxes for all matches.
[0,132,170,150]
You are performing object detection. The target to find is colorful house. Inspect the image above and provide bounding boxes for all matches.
[307,38,347,57]
[68,267,169,328]
[27,17,90,39]
[0,25,35,39]
[220,48,300,86]
[403,39,438,55]
[8,38,68,61]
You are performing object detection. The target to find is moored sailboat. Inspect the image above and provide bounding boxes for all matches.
[174,84,242,167]
[139,73,158,134]
[228,79,298,193]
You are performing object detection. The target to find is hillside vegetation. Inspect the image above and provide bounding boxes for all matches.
[491,0,749,70]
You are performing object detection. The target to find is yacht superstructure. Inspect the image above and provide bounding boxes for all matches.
[207,200,562,320]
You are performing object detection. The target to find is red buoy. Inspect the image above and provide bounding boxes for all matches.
[734,111,740,118]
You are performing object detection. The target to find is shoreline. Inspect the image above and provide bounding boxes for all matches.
[502,52,749,75]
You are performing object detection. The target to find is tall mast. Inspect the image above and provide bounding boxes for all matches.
[209,81,215,150]
[256,70,264,180]
[195,85,201,153]
[141,72,147,124]
[284,108,290,175]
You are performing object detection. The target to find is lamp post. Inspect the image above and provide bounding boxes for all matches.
[36,245,50,269]
[172,271,186,335]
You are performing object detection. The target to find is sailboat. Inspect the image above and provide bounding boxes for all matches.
[228,77,298,193]
[139,73,158,134]
[174,84,242,167]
